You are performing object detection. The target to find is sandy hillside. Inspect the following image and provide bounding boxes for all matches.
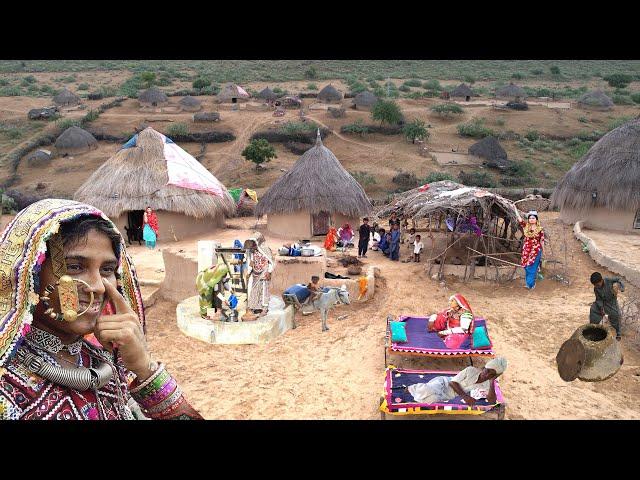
[126,212,640,420]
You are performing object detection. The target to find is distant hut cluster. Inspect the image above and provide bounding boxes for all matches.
[256,130,371,238]
[216,83,250,104]
[352,91,378,111]
[577,90,614,111]
[138,88,168,107]
[53,89,81,107]
[74,127,236,239]
[318,84,343,104]
[54,126,98,156]
[551,118,640,233]
[450,83,474,102]
[468,136,512,170]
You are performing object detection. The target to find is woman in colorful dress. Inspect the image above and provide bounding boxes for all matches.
[428,293,475,349]
[517,210,545,290]
[142,206,159,249]
[244,232,275,318]
[323,227,338,252]
[0,199,203,420]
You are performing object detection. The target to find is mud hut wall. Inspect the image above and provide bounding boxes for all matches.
[111,210,226,242]
[322,265,376,302]
[159,249,198,302]
[559,207,637,233]
[266,212,360,239]
[271,254,327,295]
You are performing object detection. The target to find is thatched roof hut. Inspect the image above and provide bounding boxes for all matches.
[468,136,511,170]
[138,88,168,107]
[74,127,235,238]
[54,126,98,156]
[179,96,202,112]
[257,87,277,101]
[216,83,250,103]
[353,91,378,110]
[256,130,371,237]
[495,83,527,101]
[450,83,474,100]
[26,149,52,167]
[577,90,614,111]
[318,84,343,103]
[551,118,640,232]
[193,112,220,122]
[53,89,81,106]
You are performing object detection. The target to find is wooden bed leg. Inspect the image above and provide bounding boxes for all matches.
[379,396,386,420]
[469,357,474,367]
[496,403,506,420]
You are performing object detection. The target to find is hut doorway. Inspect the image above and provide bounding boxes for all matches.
[634,210,640,229]
[465,95,470,102]
[232,97,237,104]
[312,211,331,236]
[127,210,145,241]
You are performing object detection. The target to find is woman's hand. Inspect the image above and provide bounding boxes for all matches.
[95,278,153,382]
[463,394,476,406]
[264,272,271,281]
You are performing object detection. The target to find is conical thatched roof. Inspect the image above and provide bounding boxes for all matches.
[577,90,613,109]
[353,91,378,107]
[217,83,250,102]
[179,96,201,107]
[450,83,474,98]
[551,118,640,212]
[495,83,527,99]
[468,136,511,170]
[255,130,371,217]
[257,87,277,100]
[53,89,80,106]
[138,88,168,105]
[54,126,98,154]
[73,127,235,219]
[318,84,343,103]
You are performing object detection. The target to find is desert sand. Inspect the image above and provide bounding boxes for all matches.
[126,212,640,420]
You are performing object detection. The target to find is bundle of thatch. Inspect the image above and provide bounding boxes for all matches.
[54,126,98,156]
[26,149,52,167]
[53,89,81,106]
[179,96,202,112]
[577,90,614,111]
[216,83,250,103]
[74,127,236,219]
[495,83,527,100]
[468,136,511,170]
[257,87,277,101]
[138,88,168,106]
[450,83,474,99]
[255,130,372,218]
[551,118,640,213]
[352,91,378,110]
[193,112,220,122]
[318,84,343,103]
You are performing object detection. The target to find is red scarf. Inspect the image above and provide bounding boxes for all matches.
[146,211,159,234]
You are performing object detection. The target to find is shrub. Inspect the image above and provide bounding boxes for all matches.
[506,160,536,178]
[99,85,118,97]
[307,83,318,90]
[166,122,189,137]
[200,84,220,95]
[632,93,640,104]
[192,77,211,89]
[242,138,277,169]
[531,69,544,75]
[500,176,528,187]
[550,65,561,75]
[341,120,370,137]
[21,76,37,86]
[463,75,476,84]
[550,157,571,170]
[431,103,464,117]
[399,85,410,92]
[279,120,317,136]
[83,110,99,123]
[403,79,422,87]
[607,116,632,131]
[56,118,80,130]
[39,84,55,95]
[458,171,496,188]
[604,73,632,89]
[350,81,368,94]
[77,83,89,91]
[304,66,318,79]
[0,78,9,86]
[392,171,419,190]
[496,118,505,127]
[422,172,455,183]
[350,171,377,186]
[1,189,17,214]
[371,100,403,126]
[139,71,156,88]
[525,130,540,141]
[423,79,441,91]
[511,72,526,80]
[0,86,22,96]
[578,116,588,123]
[456,118,494,138]
[402,119,429,143]
[612,94,633,105]
[0,123,25,140]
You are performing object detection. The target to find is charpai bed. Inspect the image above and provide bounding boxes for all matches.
[385,315,495,365]
[379,367,506,419]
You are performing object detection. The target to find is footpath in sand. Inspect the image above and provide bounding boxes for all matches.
[126,212,640,419]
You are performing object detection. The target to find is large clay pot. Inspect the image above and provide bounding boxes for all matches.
[556,324,623,382]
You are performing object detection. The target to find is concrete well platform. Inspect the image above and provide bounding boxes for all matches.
[176,295,295,345]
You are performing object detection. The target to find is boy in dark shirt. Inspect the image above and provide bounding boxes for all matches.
[589,271,625,340]
[389,212,401,229]
[358,217,371,258]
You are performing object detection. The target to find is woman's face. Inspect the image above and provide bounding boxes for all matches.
[146,208,152,214]
[528,216,537,225]
[450,298,460,310]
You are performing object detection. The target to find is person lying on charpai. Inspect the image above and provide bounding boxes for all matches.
[428,293,474,349]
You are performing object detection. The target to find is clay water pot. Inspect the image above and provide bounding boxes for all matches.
[347,265,362,276]
[556,324,623,382]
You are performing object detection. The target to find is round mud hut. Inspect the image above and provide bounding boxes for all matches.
[495,83,527,102]
[216,83,250,104]
[53,89,81,107]
[352,91,378,111]
[450,83,474,101]
[577,90,614,111]
[255,130,372,238]
[74,127,236,240]
[551,118,640,233]
[179,96,202,112]
[468,136,511,170]
[26,149,52,167]
[54,126,98,156]
[318,84,343,104]
[257,87,278,102]
[138,88,169,107]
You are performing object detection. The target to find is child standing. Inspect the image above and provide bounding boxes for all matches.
[406,228,416,251]
[414,234,424,262]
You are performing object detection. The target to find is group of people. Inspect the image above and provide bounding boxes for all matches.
[356,213,425,262]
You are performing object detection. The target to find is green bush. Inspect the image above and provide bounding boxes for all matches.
[496,118,505,127]
[56,118,81,130]
[371,100,403,126]
[192,77,211,89]
[423,79,441,91]
[83,110,99,123]
[463,75,476,84]
[403,79,422,87]
[612,94,633,105]
[1,189,17,214]
[200,84,220,95]
[279,121,317,135]
[456,118,494,138]
[550,157,571,170]
[99,85,118,97]
[350,171,377,186]
[550,65,561,75]
[604,73,632,88]
[242,138,277,169]
[0,86,22,96]
[0,78,9,86]
[39,84,55,94]
[431,103,464,116]
[403,119,429,143]
[423,171,455,183]
[166,122,189,137]
[606,116,632,131]
[77,83,89,91]
[511,72,526,80]
[304,66,318,79]
[399,85,410,92]
[458,171,496,188]
[350,81,368,94]
[531,69,544,75]
[307,83,318,90]
[0,123,26,140]
[578,116,588,123]
[525,130,540,141]
[632,93,640,104]
[342,120,370,137]
[506,160,536,178]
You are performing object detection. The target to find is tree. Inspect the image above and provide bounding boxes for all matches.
[371,100,403,126]
[604,73,632,89]
[403,119,429,144]
[192,77,211,89]
[242,139,277,170]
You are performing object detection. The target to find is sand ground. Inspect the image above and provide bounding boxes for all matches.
[123,212,640,420]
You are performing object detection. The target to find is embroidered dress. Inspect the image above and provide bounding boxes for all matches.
[245,232,274,312]
[0,199,203,420]
[430,294,474,349]
[519,220,545,288]
[143,211,159,249]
